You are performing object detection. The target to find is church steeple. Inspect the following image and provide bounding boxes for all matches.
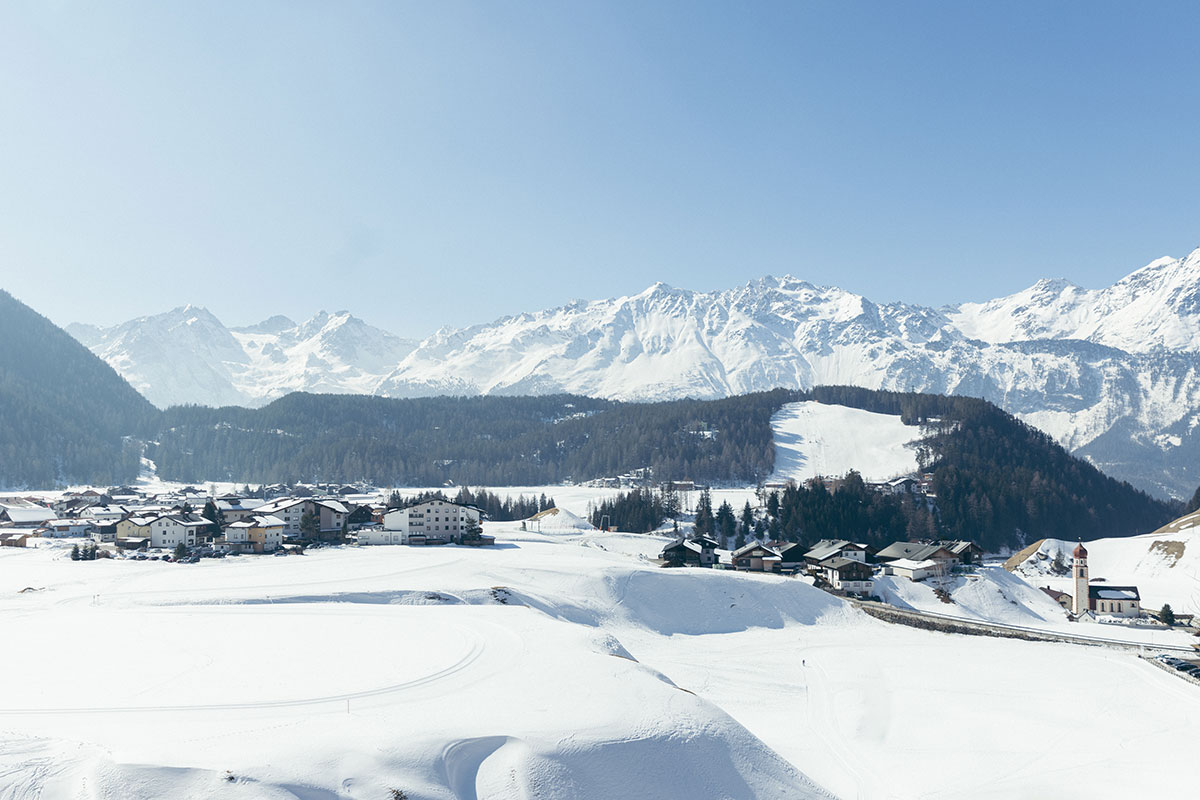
[1071,541,1089,616]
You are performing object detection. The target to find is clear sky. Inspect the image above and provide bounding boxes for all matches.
[2,1,1199,338]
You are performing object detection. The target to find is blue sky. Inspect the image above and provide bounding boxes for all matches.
[2,1,1199,337]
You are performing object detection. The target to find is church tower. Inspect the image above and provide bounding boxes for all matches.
[1071,542,1089,616]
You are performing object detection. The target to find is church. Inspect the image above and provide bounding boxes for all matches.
[1071,542,1142,618]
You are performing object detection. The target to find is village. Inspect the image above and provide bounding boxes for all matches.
[0,488,493,558]
[0,479,1187,638]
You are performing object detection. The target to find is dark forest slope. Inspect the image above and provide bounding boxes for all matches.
[0,290,157,487]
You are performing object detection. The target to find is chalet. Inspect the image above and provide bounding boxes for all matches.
[215,497,266,524]
[1040,586,1072,610]
[884,558,940,582]
[311,499,350,535]
[41,519,96,538]
[939,540,983,565]
[803,539,868,571]
[115,516,156,542]
[90,524,118,543]
[774,542,810,573]
[255,498,349,539]
[255,498,308,537]
[0,532,31,547]
[820,557,874,596]
[731,542,782,572]
[876,542,959,570]
[660,535,719,568]
[80,505,130,524]
[223,514,285,553]
[381,499,484,545]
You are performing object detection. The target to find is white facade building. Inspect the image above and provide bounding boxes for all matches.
[381,500,482,544]
[148,514,213,550]
[885,558,939,582]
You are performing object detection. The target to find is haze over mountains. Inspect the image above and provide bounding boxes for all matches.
[67,247,1200,498]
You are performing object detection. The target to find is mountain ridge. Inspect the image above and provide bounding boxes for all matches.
[63,246,1200,498]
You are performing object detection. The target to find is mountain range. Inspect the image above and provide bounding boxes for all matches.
[67,247,1200,498]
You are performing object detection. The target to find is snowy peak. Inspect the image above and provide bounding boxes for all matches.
[950,246,1200,351]
[233,315,298,335]
[73,308,417,409]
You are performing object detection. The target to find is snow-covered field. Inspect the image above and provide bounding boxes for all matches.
[3,527,1198,799]
[769,401,923,483]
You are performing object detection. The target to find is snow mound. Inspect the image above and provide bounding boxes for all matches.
[770,401,923,483]
[874,566,1067,625]
[526,506,596,533]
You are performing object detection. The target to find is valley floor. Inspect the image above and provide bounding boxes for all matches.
[2,527,1197,799]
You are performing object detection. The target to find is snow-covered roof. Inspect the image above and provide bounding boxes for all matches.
[1090,586,1140,601]
[258,498,305,513]
[889,558,938,570]
[2,508,55,523]
[822,556,871,571]
[217,498,265,511]
[805,539,857,562]
[313,499,350,514]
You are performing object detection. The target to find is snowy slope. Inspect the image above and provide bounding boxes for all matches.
[4,530,1197,799]
[769,401,924,482]
[0,538,831,800]
[67,247,1200,496]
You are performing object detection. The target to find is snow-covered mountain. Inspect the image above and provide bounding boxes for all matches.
[69,246,1200,498]
[67,307,417,409]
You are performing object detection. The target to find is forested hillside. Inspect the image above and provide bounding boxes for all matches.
[0,290,156,487]
[148,390,793,486]
[589,387,1178,550]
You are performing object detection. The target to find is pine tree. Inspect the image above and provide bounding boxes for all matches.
[1160,603,1176,625]
[202,499,224,536]
[694,489,714,536]
[173,542,188,560]
[716,501,736,546]
[70,543,80,561]
[299,509,320,541]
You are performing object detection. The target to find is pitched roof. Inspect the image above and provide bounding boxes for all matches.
[1,507,56,523]
[1040,586,1070,602]
[876,542,954,562]
[1089,585,1140,601]
[732,542,781,558]
[888,558,938,570]
[804,539,858,562]
[229,514,286,529]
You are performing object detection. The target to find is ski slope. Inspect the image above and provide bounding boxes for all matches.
[770,401,924,483]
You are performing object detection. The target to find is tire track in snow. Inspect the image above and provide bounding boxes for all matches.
[0,620,488,717]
